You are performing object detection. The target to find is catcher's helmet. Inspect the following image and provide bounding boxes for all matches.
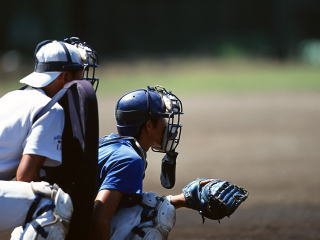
[116,86,183,153]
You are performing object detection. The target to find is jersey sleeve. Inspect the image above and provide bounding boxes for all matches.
[99,146,144,195]
[22,105,64,167]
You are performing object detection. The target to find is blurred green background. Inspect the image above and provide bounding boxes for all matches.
[1,0,320,95]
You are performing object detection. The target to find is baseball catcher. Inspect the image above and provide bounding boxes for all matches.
[92,86,249,240]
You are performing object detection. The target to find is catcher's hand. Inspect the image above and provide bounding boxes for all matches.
[182,178,248,221]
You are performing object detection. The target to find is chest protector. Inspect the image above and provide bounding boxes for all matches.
[28,80,99,240]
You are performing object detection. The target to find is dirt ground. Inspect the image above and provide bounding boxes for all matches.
[1,92,319,240]
[99,92,320,240]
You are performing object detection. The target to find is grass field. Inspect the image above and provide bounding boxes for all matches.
[1,58,320,96]
[97,58,320,96]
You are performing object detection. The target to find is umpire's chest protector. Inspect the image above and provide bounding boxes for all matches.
[44,80,99,240]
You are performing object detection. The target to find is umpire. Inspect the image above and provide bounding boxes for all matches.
[0,39,85,181]
[0,38,100,240]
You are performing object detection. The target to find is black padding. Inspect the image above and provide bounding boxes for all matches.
[35,62,83,73]
[35,61,66,72]
[44,80,99,240]
[160,151,178,189]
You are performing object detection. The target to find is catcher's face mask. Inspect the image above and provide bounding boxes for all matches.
[64,37,99,91]
[149,86,183,189]
[151,86,183,153]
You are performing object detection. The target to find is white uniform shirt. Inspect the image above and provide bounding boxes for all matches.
[0,88,64,180]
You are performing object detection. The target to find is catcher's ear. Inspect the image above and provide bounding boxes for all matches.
[139,120,151,137]
[144,119,160,137]
[139,120,154,142]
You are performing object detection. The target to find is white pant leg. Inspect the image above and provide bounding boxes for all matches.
[0,181,36,230]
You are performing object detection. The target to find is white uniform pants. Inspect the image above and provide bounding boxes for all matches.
[0,181,36,230]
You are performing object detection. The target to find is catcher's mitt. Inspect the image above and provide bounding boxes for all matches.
[182,178,248,222]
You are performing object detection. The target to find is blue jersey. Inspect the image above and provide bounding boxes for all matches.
[98,133,145,196]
